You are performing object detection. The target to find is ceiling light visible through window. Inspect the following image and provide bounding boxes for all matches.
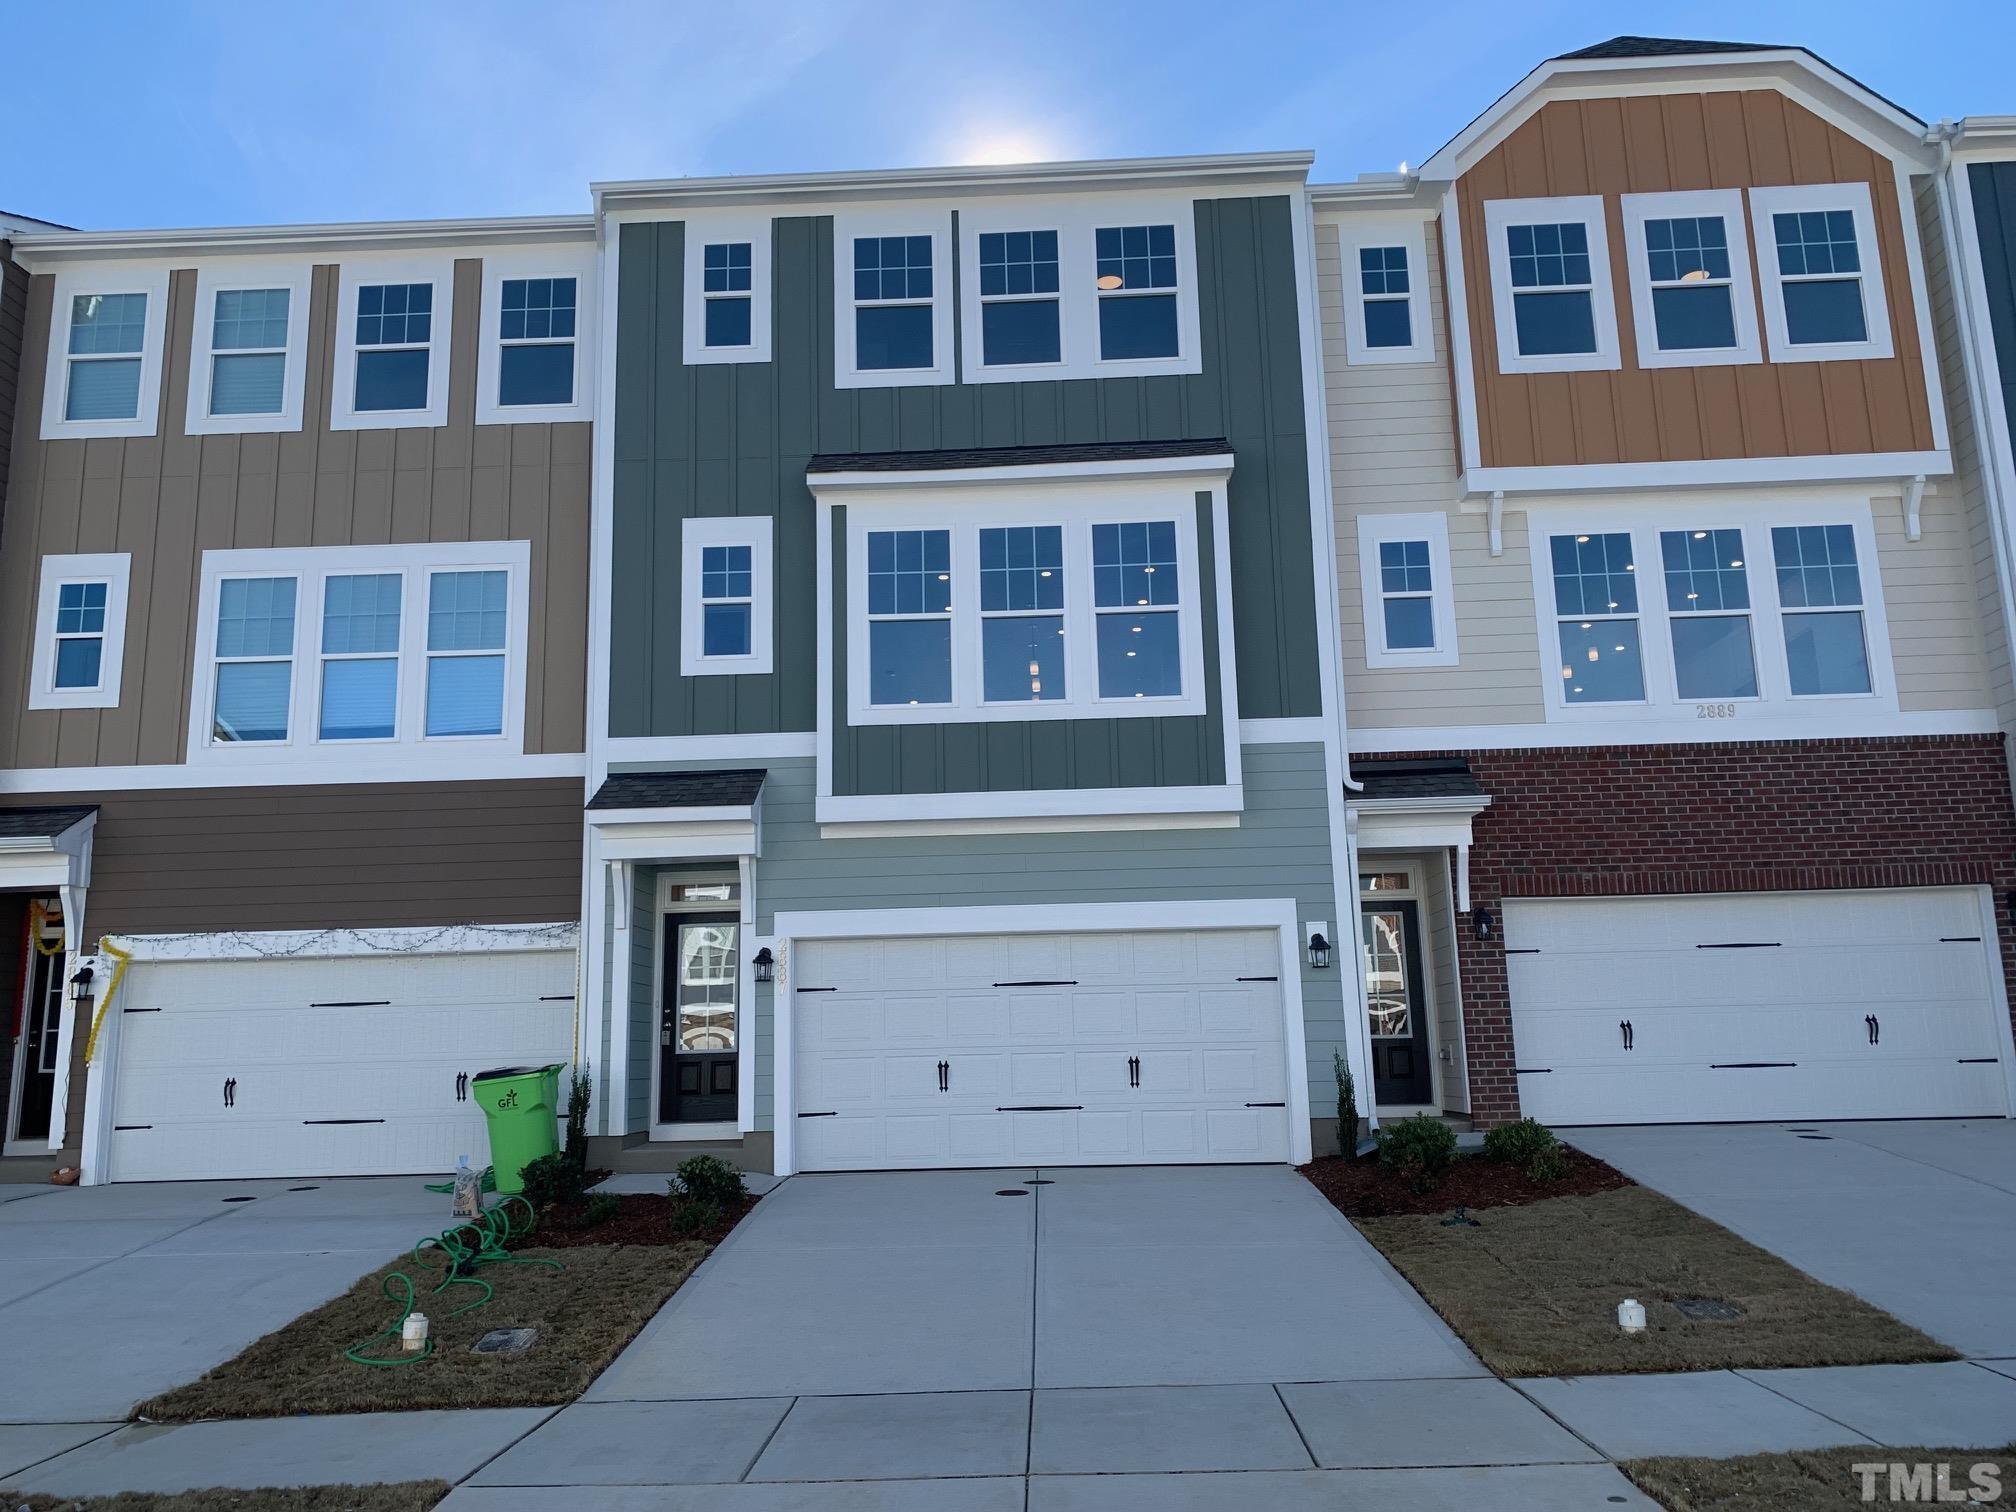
[1587,647,1599,662]
[1693,531,1708,539]
[1576,534,1590,543]
[1680,268,1711,282]
[1096,274,1124,290]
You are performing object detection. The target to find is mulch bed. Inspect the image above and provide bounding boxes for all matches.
[1298,1145,1633,1217]
[4,1487,450,1512]
[531,1190,760,1248]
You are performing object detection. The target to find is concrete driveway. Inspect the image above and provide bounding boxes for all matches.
[0,1175,453,1422]
[1566,1120,2016,1358]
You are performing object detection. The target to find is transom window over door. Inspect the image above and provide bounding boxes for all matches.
[979,230,1062,366]
[1550,533,1643,704]
[866,529,954,706]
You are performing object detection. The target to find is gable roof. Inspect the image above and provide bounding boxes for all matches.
[1555,36,1783,61]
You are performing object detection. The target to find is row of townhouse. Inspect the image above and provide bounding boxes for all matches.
[4,37,2016,1185]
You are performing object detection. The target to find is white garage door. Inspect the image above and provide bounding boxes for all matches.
[1507,889,2011,1125]
[794,928,1290,1171]
[108,950,575,1182]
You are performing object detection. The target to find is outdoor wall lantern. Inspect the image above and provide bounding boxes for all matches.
[1307,932,1331,969]
[69,963,95,1003]
[752,947,775,984]
[1473,907,1496,942]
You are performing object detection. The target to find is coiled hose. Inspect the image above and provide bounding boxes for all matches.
[345,1196,563,1367]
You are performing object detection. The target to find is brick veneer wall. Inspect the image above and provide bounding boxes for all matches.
[1373,735,2016,1125]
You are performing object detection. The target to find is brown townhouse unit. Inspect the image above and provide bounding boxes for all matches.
[0,217,593,1182]
[1316,37,2016,1131]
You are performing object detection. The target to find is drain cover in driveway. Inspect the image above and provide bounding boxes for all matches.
[1671,1298,1743,1322]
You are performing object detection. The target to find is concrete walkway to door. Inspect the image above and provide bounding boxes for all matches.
[1566,1120,2016,1358]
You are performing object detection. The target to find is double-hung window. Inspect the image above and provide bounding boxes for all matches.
[1748,183,1893,363]
[1484,196,1619,373]
[42,269,170,440]
[701,243,753,348]
[1094,224,1179,360]
[683,219,773,364]
[191,543,528,767]
[188,264,313,434]
[334,261,451,428]
[844,493,1210,724]
[28,553,132,710]
[1549,532,1645,704]
[1355,513,1457,667]
[834,213,951,387]
[476,250,594,424]
[1531,508,1889,723]
[1619,190,1761,368]
[680,517,774,676]
[1337,220,1433,365]
[854,236,934,370]
[209,290,291,414]
[979,230,1062,367]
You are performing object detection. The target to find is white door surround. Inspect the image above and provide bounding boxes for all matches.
[770,900,1314,1175]
[1505,887,2016,1126]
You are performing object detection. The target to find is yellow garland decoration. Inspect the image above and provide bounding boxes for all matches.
[26,900,65,958]
[83,941,133,1065]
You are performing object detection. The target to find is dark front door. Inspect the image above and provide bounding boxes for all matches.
[1362,899,1433,1106]
[12,925,65,1144]
[659,913,739,1124]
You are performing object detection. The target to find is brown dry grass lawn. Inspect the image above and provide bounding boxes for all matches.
[1357,1185,1955,1376]
[1625,1445,2015,1510]
[137,1243,706,1421]
[4,1486,448,1512]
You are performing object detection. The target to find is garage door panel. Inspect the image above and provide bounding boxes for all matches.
[795,928,1290,1171]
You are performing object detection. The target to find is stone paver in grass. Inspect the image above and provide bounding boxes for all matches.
[1623,1443,2016,1511]
[1352,1185,1954,1377]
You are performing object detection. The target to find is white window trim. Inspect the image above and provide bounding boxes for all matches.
[185,540,532,774]
[39,265,171,441]
[1336,217,1435,366]
[680,516,775,677]
[843,482,1210,726]
[682,215,773,366]
[28,553,131,711]
[1482,194,1621,375]
[1524,497,1896,727]
[1748,182,1895,364]
[1617,189,1764,370]
[832,207,955,390]
[474,245,597,426]
[183,261,314,435]
[956,195,1203,384]
[1356,512,1458,669]
[330,255,455,431]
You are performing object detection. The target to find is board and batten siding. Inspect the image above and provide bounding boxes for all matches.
[1963,160,2016,733]
[609,197,1323,776]
[0,259,590,769]
[827,500,1227,796]
[603,747,1344,1137]
[1456,92,1937,471]
[1,778,585,1151]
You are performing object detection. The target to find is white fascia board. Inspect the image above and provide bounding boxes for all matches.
[1347,794,1492,818]
[595,821,758,861]
[815,783,1242,825]
[109,921,579,962]
[594,152,1313,211]
[819,811,1240,840]
[807,455,1234,491]
[1461,450,1953,497]
[1948,118,2016,151]
[11,216,593,270]
[0,753,585,794]
[773,896,1301,941]
[586,803,756,827]
[1346,707,2001,753]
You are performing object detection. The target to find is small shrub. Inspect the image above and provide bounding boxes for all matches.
[1481,1117,1557,1168]
[1526,1144,1572,1183]
[671,1197,724,1237]
[672,1154,746,1207]
[1374,1114,1458,1193]
[583,1192,622,1227]
[519,1150,590,1209]
[1332,1049,1359,1155]
[562,1066,594,1170]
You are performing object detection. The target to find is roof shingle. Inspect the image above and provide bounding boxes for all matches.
[808,438,1232,475]
[586,770,765,811]
[0,805,97,840]
[1348,759,1485,804]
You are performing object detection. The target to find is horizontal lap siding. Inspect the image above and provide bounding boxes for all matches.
[1458,92,1936,470]
[0,261,590,769]
[610,197,1323,769]
[0,250,25,535]
[733,747,1342,1130]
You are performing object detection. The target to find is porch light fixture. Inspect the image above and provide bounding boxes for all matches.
[69,963,95,1003]
[1473,907,1495,942]
[1307,932,1331,969]
[752,947,775,984]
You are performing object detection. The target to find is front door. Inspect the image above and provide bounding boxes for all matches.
[659,913,739,1124]
[10,919,65,1145]
[1361,899,1433,1106]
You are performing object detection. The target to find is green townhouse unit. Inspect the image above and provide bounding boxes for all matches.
[578,152,1360,1174]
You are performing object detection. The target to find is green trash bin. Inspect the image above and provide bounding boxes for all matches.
[470,1063,565,1194]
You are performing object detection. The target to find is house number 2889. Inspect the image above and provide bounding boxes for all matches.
[1694,703,1738,719]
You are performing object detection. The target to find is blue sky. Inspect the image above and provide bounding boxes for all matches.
[8,2,2015,230]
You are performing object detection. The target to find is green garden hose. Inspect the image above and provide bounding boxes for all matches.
[344,1196,562,1367]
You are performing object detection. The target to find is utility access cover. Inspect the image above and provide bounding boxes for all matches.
[473,1327,537,1356]
[1670,1299,1742,1322]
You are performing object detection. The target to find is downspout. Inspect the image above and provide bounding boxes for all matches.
[1930,122,2016,798]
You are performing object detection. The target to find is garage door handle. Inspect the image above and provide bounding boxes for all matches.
[455,1072,468,1102]
[222,1077,236,1109]
[1128,1056,1140,1088]
[997,1105,1083,1112]
[1619,1020,1633,1051]
[937,1060,949,1092]
[1866,1014,1880,1045]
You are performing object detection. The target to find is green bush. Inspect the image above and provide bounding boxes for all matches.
[671,1198,725,1237]
[1481,1117,1557,1168]
[583,1192,622,1227]
[1374,1114,1458,1193]
[1332,1049,1358,1155]
[519,1150,590,1209]
[672,1154,746,1207]
[562,1066,594,1170]
[1526,1144,1572,1183]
